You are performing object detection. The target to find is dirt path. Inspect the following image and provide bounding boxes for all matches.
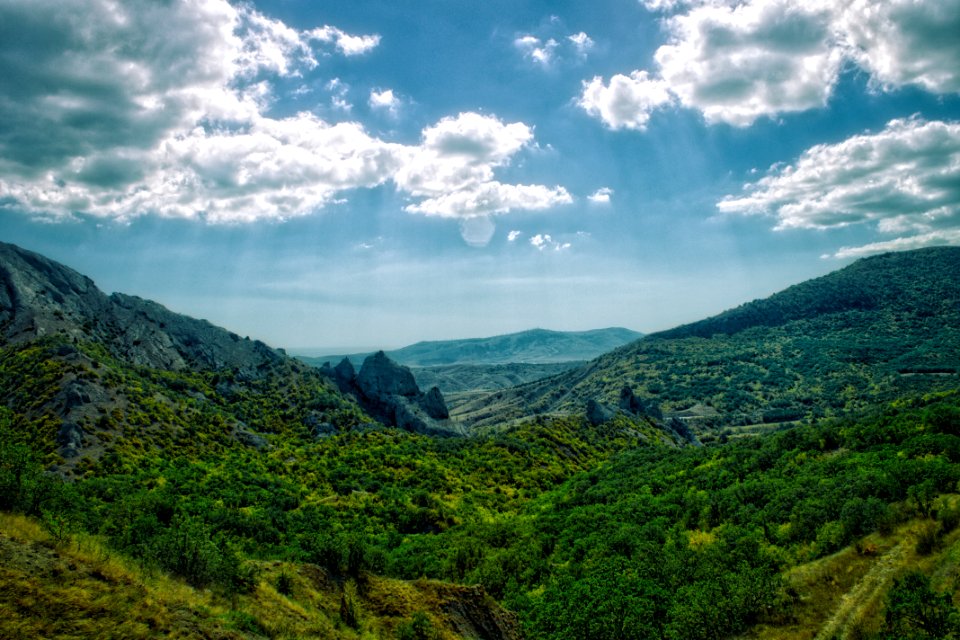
[813,542,906,640]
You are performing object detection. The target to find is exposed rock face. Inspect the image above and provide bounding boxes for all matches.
[333,357,357,387]
[421,386,449,420]
[232,423,269,450]
[0,242,350,471]
[587,388,701,445]
[321,351,460,436]
[667,417,703,447]
[585,398,615,426]
[57,422,84,458]
[619,386,662,420]
[0,242,284,375]
[357,351,419,398]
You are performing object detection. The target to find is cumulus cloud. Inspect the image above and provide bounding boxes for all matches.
[306,25,381,56]
[838,0,960,94]
[0,0,570,235]
[586,0,960,128]
[369,88,400,115]
[395,112,537,199]
[530,234,571,251]
[579,72,673,131]
[719,118,960,255]
[568,32,595,57]
[654,0,842,126]
[515,35,559,66]
[588,187,614,204]
[507,230,523,242]
[405,182,572,219]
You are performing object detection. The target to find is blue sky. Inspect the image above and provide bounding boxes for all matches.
[1,0,959,349]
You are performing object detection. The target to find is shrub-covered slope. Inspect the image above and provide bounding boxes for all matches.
[456,247,960,430]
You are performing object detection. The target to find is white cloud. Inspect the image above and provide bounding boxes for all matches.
[654,0,842,127]
[306,25,381,56]
[832,229,960,259]
[327,78,353,112]
[579,71,673,130]
[587,0,960,128]
[507,230,523,242]
[515,27,595,68]
[588,187,614,204]
[530,234,572,251]
[394,112,535,197]
[405,182,572,219]
[640,0,692,12]
[568,32,595,57]
[719,118,960,253]
[839,0,960,94]
[0,1,570,234]
[369,88,400,115]
[515,35,559,66]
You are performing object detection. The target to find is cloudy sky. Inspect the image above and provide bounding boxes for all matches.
[1,0,958,350]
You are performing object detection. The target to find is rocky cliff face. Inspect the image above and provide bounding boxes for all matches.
[0,242,355,469]
[324,351,459,436]
[0,242,283,374]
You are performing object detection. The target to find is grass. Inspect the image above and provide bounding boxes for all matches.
[0,512,517,640]
[737,502,960,640]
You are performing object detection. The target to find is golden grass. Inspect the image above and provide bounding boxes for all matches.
[737,500,960,640]
[1,512,516,640]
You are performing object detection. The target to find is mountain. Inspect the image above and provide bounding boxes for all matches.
[4,242,960,639]
[298,327,643,368]
[0,242,462,474]
[0,241,285,373]
[455,247,960,433]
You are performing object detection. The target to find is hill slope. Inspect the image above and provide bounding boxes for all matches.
[455,247,960,430]
[300,327,643,367]
[0,242,384,472]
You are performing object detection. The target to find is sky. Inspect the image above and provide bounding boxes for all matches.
[1,0,959,350]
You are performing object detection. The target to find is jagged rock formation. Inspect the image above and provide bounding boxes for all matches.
[0,242,284,374]
[585,386,700,446]
[0,242,353,467]
[324,351,459,436]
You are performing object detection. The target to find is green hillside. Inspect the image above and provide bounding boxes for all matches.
[456,247,960,432]
[2,243,960,639]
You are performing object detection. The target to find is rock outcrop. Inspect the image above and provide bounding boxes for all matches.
[357,351,419,398]
[585,387,700,446]
[325,351,460,436]
[0,242,285,375]
[0,242,340,470]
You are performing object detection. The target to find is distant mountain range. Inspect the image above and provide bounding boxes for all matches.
[296,327,643,368]
[455,246,960,431]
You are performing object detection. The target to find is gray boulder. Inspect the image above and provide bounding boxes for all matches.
[421,386,449,420]
[57,422,84,458]
[357,351,419,398]
[586,399,615,426]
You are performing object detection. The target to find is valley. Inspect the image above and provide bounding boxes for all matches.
[1,242,959,639]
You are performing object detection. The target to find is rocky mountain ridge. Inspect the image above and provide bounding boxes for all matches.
[0,243,458,471]
[0,242,283,375]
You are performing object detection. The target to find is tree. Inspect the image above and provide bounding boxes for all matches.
[882,572,959,639]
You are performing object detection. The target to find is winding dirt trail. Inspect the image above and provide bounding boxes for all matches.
[813,542,906,640]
